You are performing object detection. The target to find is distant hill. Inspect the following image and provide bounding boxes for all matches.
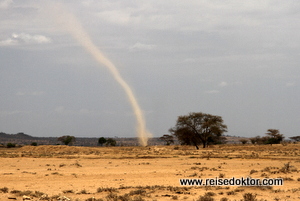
[0,132,34,139]
[0,132,165,146]
[225,135,250,144]
[0,132,57,146]
[0,132,249,147]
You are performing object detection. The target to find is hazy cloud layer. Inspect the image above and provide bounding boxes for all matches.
[129,42,156,52]
[0,0,13,9]
[0,33,51,46]
[16,91,45,96]
[0,0,299,138]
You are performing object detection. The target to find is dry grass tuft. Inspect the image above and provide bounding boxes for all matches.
[242,193,257,201]
[97,187,119,193]
[196,194,214,201]
[0,187,8,193]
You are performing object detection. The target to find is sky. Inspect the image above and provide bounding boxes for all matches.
[1,0,300,139]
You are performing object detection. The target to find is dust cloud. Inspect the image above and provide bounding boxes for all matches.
[43,3,151,146]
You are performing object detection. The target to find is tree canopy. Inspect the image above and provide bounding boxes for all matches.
[98,137,107,146]
[290,136,300,142]
[57,135,76,145]
[265,129,284,145]
[170,112,227,149]
[159,134,174,145]
[106,138,117,146]
[249,130,284,145]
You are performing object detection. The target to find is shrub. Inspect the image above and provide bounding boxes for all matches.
[78,189,88,194]
[6,143,15,148]
[57,135,76,145]
[204,192,216,197]
[98,137,107,146]
[31,142,38,146]
[10,190,21,194]
[280,162,292,173]
[117,194,131,201]
[86,198,104,201]
[242,193,257,201]
[63,190,74,194]
[32,191,44,198]
[196,195,214,201]
[10,190,32,196]
[106,138,117,146]
[226,191,235,195]
[132,196,145,201]
[239,139,248,144]
[97,187,118,193]
[0,187,8,193]
[106,193,118,200]
[129,189,146,196]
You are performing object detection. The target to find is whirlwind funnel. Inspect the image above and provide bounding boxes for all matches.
[48,3,151,146]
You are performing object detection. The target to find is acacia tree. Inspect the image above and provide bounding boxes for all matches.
[239,139,248,145]
[57,135,76,145]
[265,129,284,145]
[98,137,107,146]
[170,112,227,149]
[159,134,174,145]
[170,127,201,148]
[106,138,117,146]
[249,136,260,144]
[290,136,300,142]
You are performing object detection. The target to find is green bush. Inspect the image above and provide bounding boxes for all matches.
[31,142,38,146]
[6,143,16,148]
[106,138,117,146]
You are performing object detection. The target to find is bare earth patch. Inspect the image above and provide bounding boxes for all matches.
[0,144,300,200]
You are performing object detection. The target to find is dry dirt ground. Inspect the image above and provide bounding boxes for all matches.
[0,144,300,201]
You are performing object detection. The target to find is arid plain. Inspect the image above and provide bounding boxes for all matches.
[0,144,300,201]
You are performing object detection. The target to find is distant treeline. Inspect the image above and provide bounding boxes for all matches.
[0,132,165,147]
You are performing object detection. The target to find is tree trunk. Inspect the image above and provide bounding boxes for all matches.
[192,140,199,150]
[203,142,207,148]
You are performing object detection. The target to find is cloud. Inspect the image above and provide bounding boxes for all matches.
[205,90,219,94]
[219,81,228,87]
[79,108,93,115]
[97,9,139,26]
[91,1,286,32]
[0,38,18,46]
[12,33,52,44]
[286,82,295,87]
[54,106,95,115]
[0,33,52,46]
[16,91,45,96]
[94,3,178,30]
[0,0,13,9]
[184,58,196,63]
[129,42,156,52]
[31,91,45,96]
[54,106,65,113]
[15,92,26,96]
[81,0,93,7]
[0,110,30,116]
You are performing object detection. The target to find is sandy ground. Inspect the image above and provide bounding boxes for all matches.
[0,144,300,201]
